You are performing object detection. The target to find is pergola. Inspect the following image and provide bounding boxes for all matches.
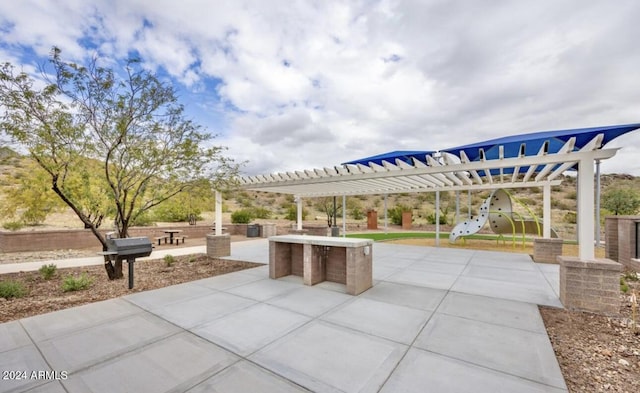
[221,123,640,261]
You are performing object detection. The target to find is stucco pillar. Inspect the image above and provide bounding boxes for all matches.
[215,189,223,236]
[577,158,595,260]
[296,196,303,231]
[543,183,551,238]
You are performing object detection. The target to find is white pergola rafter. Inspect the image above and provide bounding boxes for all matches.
[224,134,620,260]
[237,142,616,198]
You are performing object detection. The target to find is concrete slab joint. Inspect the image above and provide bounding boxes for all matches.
[558,256,622,315]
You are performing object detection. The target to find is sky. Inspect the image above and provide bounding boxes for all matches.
[1,0,640,176]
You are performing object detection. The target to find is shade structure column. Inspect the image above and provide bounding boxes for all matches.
[384,194,388,234]
[595,159,601,247]
[543,184,551,238]
[577,158,595,260]
[296,196,303,231]
[455,191,460,223]
[342,195,346,237]
[435,190,440,246]
[215,190,223,236]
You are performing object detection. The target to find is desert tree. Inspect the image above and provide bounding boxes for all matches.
[314,197,343,227]
[0,48,238,279]
[601,187,640,216]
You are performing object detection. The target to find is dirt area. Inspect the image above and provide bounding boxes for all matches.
[1,238,639,392]
[0,254,261,323]
[540,287,640,393]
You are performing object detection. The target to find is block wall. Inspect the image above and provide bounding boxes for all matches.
[325,247,347,284]
[559,256,622,315]
[533,238,563,263]
[206,234,231,258]
[605,216,640,271]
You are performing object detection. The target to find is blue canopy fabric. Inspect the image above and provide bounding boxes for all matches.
[343,123,640,175]
[342,150,435,166]
[442,123,640,161]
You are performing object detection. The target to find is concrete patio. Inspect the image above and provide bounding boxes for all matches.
[1,239,567,392]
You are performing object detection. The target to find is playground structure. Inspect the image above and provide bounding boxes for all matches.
[449,189,558,246]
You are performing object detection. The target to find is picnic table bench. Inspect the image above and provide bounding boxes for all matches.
[154,234,187,245]
[154,235,169,245]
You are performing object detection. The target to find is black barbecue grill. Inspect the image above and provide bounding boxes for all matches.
[106,237,153,289]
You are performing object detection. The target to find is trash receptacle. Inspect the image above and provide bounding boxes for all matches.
[331,226,340,237]
[247,224,260,237]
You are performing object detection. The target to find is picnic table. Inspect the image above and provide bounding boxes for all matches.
[163,229,183,244]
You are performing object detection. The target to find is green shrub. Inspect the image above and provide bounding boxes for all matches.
[131,212,155,227]
[563,211,577,224]
[284,205,308,221]
[0,280,27,299]
[620,277,629,293]
[2,221,24,231]
[39,264,57,280]
[164,254,175,267]
[426,211,448,225]
[388,204,411,225]
[231,209,254,224]
[251,207,272,219]
[350,206,364,220]
[62,274,93,292]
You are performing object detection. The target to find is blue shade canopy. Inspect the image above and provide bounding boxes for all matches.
[342,150,435,166]
[344,123,640,175]
[442,123,640,161]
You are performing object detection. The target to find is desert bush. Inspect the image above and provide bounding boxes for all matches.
[2,221,24,231]
[62,274,93,292]
[388,204,411,225]
[284,205,309,221]
[231,209,254,223]
[601,188,640,215]
[164,254,175,267]
[564,211,577,224]
[551,199,573,210]
[350,206,365,220]
[131,211,155,227]
[39,264,57,280]
[426,211,448,225]
[251,207,272,219]
[0,280,27,299]
[620,277,629,293]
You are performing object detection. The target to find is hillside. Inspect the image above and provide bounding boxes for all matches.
[1,151,639,238]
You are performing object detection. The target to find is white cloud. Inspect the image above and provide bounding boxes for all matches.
[1,0,640,177]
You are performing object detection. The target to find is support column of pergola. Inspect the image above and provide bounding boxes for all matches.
[206,189,231,258]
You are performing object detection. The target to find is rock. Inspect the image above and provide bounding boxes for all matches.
[618,359,630,367]
[601,349,612,357]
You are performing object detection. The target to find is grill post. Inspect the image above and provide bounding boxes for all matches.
[105,237,152,289]
[127,258,135,289]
